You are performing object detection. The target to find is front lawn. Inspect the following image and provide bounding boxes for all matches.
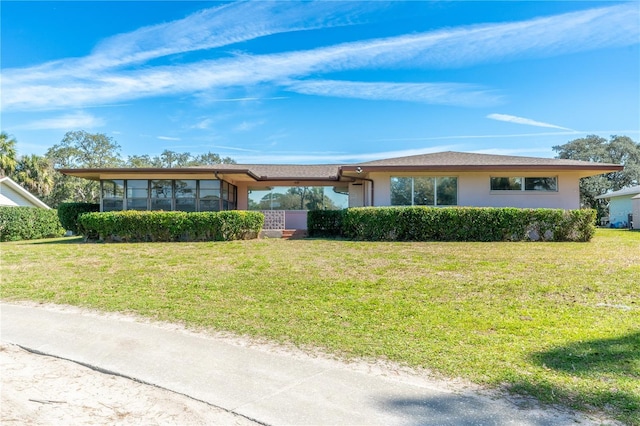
[1,228,638,424]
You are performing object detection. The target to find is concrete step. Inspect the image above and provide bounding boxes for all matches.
[281,229,307,240]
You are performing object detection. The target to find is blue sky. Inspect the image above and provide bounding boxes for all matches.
[1,1,639,164]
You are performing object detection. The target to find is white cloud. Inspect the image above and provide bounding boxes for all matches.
[157,136,181,141]
[234,120,266,132]
[487,113,574,130]
[1,3,637,111]
[15,112,104,130]
[287,80,503,107]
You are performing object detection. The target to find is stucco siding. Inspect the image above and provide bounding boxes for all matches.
[369,171,582,209]
[0,186,36,207]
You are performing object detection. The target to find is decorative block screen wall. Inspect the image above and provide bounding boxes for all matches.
[261,210,286,230]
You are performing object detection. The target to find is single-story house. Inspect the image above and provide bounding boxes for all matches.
[595,185,640,229]
[59,151,622,230]
[0,176,51,209]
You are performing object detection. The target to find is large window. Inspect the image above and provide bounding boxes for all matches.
[491,177,557,192]
[151,179,173,211]
[175,180,196,212]
[102,180,124,212]
[101,179,236,212]
[126,180,149,210]
[391,177,458,206]
[199,180,221,212]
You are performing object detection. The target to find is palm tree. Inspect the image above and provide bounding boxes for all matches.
[0,131,18,176]
[14,154,55,198]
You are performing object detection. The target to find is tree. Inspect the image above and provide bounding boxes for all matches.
[193,152,236,165]
[125,154,162,168]
[45,131,124,206]
[0,131,18,176]
[553,135,640,217]
[125,150,235,168]
[13,154,55,199]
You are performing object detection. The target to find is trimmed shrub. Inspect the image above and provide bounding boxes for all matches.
[57,202,99,234]
[307,210,344,237]
[339,207,596,242]
[78,210,264,242]
[0,207,65,242]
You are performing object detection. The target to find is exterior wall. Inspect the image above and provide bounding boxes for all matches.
[235,181,250,210]
[608,196,634,227]
[632,197,640,230]
[0,183,44,208]
[368,171,582,209]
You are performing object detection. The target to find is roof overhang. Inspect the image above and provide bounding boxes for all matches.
[58,167,262,182]
[340,164,623,179]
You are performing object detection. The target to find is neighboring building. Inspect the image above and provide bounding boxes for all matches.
[59,151,622,230]
[633,195,640,230]
[595,185,640,228]
[0,176,51,209]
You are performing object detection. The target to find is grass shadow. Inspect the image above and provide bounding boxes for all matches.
[30,236,86,245]
[524,331,640,424]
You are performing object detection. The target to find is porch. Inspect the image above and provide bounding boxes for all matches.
[260,210,308,239]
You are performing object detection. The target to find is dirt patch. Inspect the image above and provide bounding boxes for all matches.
[0,343,258,425]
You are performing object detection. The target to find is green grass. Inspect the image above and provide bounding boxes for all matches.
[2,228,639,424]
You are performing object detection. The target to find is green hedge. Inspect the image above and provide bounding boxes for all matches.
[307,210,344,237]
[0,207,65,242]
[57,202,100,234]
[309,207,596,242]
[77,210,264,242]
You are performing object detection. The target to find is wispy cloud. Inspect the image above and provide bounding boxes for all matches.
[234,120,266,132]
[287,80,503,107]
[373,130,581,142]
[1,3,637,111]
[157,136,181,141]
[228,145,461,164]
[487,113,574,130]
[14,112,104,130]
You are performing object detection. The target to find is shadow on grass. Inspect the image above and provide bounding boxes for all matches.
[30,236,86,245]
[522,331,640,423]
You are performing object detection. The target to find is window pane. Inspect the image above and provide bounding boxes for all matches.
[525,177,557,191]
[151,198,171,211]
[175,180,196,198]
[200,180,220,190]
[436,177,458,206]
[390,177,412,206]
[176,198,196,212]
[199,199,220,212]
[491,177,522,191]
[222,182,229,201]
[151,180,173,199]
[413,177,435,206]
[199,179,220,203]
[102,180,124,198]
[127,198,148,211]
[127,180,148,198]
[103,199,123,212]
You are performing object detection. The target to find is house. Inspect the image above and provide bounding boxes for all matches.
[0,176,51,209]
[595,185,640,229]
[59,151,622,230]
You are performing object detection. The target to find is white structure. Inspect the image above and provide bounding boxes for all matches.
[0,176,50,209]
[595,185,640,228]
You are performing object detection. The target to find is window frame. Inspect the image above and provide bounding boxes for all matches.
[390,176,458,207]
[490,176,558,192]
